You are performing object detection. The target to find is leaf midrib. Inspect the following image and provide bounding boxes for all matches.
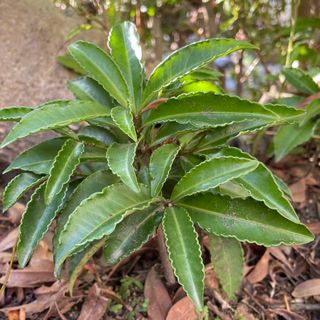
[72,46,127,106]
[181,203,309,239]
[173,159,257,199]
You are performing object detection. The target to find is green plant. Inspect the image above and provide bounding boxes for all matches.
[0,21,314,312]
[273,67,320,161]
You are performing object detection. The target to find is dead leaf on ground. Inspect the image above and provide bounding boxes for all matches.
[166,296,197,320]
[1,281,78,318]
[144,267,172,320]
[269,247,292,270]
[0,241,55,288]
[0,228,18,252]
[247,250,270,284]
[289,179,306,204]
[7,203,25,224]
[78,283,108,320]
[292,279,320,298]
[272,309,305,320]
[172,287,186,304]
[307,222,320,235]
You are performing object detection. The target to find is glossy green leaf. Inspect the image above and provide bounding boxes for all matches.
[194,119,272,152]
[149,144,180,196]
[55,183,153,270]
[53,170,118,274]
[300,100,320,126]
[171,156,258,200]
[0,100,110,148]
[0,107,32,121]
[142,39,257,106]
[283,68,319,94]
[179,194,314,246]
[209,234,244,300]
[163,207,204,310]
[111,106,137,141]
[2,173,45,211]
[17,183,67,267]
[45,140,84,204]
[218,181,250,199]
[234,164,298,223]
[274,121,318,161]
[107,143,140,192]
[204,146,299,223]
[4,138,66,174]
[108,21,144,111]
[104,205,162,265]
[81,146,108,162]
[68,41,129,106]
[79,125,117,147]
[151,122,198,146]
[68,238,105,295]
[143,93,302,128]
[57,52,86,74]
[177,81,222,94]
[68,76,114,108]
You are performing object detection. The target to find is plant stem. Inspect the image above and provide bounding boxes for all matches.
[285,0,300,67]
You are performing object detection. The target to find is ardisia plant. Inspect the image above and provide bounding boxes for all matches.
[0,21,314,313]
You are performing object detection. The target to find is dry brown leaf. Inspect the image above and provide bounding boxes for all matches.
[247,250,270,284]
[166,296,197,320]
[78,283,108,320]
[172,287,186,304]
[0,241,55,288]
[292,279,320,298]
[307,222,320,235]
[289,179,306,203]
[144,267,172,320]
[1,281,77,318]
[7,203,25,224]
[269,247,292,270]
[0,228,18,252]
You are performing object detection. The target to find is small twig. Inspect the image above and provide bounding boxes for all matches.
[207,301,232,320]
[141,98,168,113]
[284,294,291,311]
[0,237,18,296]
[212,289,232,311]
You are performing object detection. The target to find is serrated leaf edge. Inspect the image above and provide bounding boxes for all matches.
[171,156,259,200]
[181,198,313,246]
[106,142,140,192]
[111,106,137,141]
[0,107,33,121]
[45,140,84,203]
[162,207,205,309]
[69,40,129,107]
[104,206,162,265]
[2,173,46,211]
[56,183,154,269]
[17,182,67,267]
[0,100,108,148]
[203,146,299,223]
[143,39,257,105]
[150,144,180,196]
